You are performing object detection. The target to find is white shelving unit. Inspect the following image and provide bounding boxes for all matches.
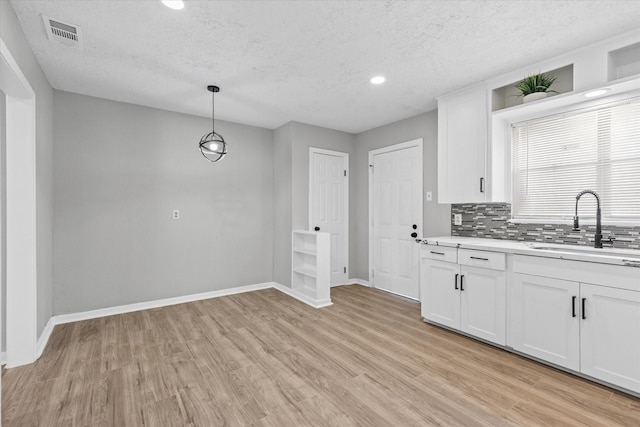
[290,230,332,308]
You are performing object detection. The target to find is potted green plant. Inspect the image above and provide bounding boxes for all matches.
[515,72,558,103]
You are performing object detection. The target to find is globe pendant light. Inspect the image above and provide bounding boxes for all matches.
[199,85,227,162]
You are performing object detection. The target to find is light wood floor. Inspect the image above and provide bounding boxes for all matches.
[3,285,639,426]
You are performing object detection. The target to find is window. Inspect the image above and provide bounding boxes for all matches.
[512,98,640,222]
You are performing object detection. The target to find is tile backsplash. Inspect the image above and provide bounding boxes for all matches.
[451,203,640,250]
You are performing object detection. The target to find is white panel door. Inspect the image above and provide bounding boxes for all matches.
[511,273,580,370]
[310,149,348,286]
[460,266,506,345]
[580,283,640,393]
[372,144,422,299]
[421,259,460,329]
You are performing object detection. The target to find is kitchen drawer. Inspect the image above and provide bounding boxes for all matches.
[513,255,640,291]
[421,244,457,263]
[458,249,505,271]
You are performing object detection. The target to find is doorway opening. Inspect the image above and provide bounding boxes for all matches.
[1,39,38,368]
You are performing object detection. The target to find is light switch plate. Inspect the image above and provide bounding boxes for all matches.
[426,191,433,201]
[454,213,462,226]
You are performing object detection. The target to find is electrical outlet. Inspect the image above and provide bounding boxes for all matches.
[172,210,180,220]
[426,191,433,201]
[454,214,462,226]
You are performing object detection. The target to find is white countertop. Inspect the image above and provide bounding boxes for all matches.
[420,236,640,268]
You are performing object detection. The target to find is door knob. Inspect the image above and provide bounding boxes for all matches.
[314,226,320,231]
[411,232,418,238]
[412,224,417,230]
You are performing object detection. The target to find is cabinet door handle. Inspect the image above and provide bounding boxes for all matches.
[454,273,459,290]
[460,275,465,291]
[572,296,576,318]
[470,256,489,261]
[581,298,587,320]
[480,177,485,193]
[430,251,445,256]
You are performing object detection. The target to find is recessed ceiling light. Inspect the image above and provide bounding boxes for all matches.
[161,0,184,10]
[370,76,386,85]
[583,88,610,98]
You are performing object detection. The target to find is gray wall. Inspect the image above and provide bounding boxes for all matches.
[53,91,274,314]
[354,111,451,280]
[3,0,453,319]
[272,122,357,287]
[290,122,357,278]
[1,1,54,343]
[273,123,293,286]
[1,92,6,352]
[290,122,356,230]
[273,115,450,285]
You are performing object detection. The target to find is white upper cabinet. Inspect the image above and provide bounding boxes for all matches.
[437,86,488,204]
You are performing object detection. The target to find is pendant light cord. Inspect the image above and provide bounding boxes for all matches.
[211,90,215,133]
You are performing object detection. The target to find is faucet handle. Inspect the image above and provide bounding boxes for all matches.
[602,234,616,247]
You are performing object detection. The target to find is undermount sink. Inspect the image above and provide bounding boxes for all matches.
[530,244,640,264]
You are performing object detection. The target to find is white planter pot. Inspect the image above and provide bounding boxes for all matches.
[523,92,548,103]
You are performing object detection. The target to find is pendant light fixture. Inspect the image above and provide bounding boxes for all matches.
[199,85,227,162]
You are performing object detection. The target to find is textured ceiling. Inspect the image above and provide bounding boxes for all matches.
[10,0,640,133]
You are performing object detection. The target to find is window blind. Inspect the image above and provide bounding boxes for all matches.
[512,98,640,222]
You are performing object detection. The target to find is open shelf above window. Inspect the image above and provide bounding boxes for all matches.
[608,42,640,82]
[491,64,574,112]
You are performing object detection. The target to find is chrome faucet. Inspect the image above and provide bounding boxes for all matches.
[573,190,603,248]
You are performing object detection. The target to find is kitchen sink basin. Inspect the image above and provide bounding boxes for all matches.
[530,244,640,264]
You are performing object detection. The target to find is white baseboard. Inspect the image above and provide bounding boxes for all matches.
[273,283,333,308]
[348,278,371,287]
[54,282,276,325]
[0,351,6,366]
[36,316,56,359]
[19,280,333,368]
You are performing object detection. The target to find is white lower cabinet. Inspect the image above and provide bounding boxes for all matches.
[420,246,640,395]
[460,266,506,346]
[580,283,640,393]
[512,273,580,370]
[421,259,460,329]
[421,247,506,346]
[512,272,640,393]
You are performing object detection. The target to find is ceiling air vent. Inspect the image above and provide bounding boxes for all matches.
[42,15,83,49]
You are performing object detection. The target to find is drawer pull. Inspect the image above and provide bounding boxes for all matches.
[430,251,445,255]
[470,256,489,261]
